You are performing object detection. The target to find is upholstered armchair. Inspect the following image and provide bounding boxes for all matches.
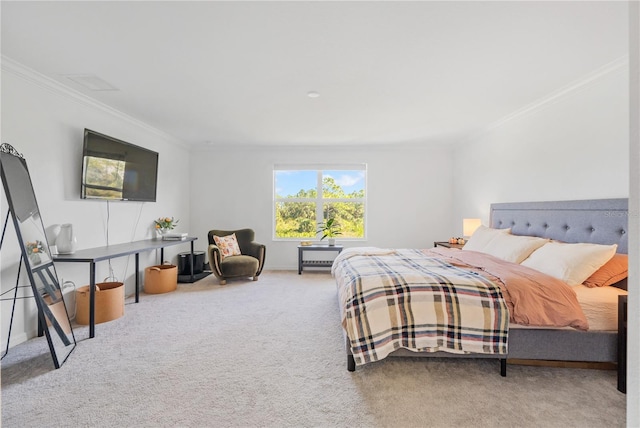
[207,228,266,285]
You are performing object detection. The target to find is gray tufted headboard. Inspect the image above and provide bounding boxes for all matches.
[490,199,628,254]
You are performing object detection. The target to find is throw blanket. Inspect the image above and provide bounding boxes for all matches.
[427,248,589,330]
[333,248,509,366]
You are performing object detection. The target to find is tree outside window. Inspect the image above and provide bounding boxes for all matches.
[274,166,366,239]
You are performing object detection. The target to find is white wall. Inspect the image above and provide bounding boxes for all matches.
[452,64,629,225]
[1,62,191,346]
[189,144,454,270]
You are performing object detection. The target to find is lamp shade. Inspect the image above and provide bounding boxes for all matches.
[463,218,482,237]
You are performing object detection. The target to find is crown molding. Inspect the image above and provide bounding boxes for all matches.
[463,55,630,145]
[1,55,189,150]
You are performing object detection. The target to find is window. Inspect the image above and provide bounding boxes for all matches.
[274,165,366,239]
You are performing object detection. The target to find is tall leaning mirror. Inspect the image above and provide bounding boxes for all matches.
[0,143,76,368]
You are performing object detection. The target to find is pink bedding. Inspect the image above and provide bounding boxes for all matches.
[427,248,589,331]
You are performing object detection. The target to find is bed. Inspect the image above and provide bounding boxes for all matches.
[333,199,628,374]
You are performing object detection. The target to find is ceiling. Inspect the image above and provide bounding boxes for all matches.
[1,1,629,147]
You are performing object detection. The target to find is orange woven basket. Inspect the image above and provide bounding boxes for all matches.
[144,264,178,294]
[76,282,124,325]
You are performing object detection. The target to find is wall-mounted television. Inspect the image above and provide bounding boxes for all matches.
[81,129,159,202]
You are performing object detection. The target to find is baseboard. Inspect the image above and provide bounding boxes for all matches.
[7,332,29,349]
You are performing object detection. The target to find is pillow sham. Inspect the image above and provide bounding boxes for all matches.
[462,225,511,252]
[520,241,618,286]
[480,233,548,264]
[213,233,241,260]
[582,253,628,288]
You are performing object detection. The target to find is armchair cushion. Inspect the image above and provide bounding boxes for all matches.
[213,233,241,260]
[219,255,259,278]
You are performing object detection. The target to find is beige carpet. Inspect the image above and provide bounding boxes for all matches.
[1,270,625,427]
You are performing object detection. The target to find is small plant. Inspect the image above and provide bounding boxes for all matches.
[317,218,342,241]
[154,217,179,231]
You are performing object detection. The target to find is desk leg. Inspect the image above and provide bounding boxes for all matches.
[190,241,195,282]
[37,315,44,338]
[135,253,140,303]
[89,262,96,339]
[298,248,303,274]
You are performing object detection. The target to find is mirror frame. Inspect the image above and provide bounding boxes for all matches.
[0,143,76,368]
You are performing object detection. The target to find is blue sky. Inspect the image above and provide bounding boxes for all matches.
[275,170,365,197]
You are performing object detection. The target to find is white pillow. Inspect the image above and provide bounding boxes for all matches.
[462,225,511,252]
[521,242,618,286]
[481,233,548,264]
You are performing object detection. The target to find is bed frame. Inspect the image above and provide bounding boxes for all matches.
[343,198,629,374]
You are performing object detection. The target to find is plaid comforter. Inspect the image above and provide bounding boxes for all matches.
[332,248,509,366]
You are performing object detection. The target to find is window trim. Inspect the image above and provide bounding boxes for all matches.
[273,164,367,241]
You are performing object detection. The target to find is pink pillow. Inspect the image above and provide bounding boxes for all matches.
[213,233,241,260]
[582,253,628,288]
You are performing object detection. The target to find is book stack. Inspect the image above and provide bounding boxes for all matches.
[162,232,188,241]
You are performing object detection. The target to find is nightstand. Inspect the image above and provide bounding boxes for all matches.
[434,241,465,250]
[298,244,343,274]
[618,294,627,393]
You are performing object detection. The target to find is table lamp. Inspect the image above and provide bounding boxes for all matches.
[463,218,482,239]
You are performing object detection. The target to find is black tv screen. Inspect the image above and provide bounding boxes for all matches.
[81,129,159,202]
